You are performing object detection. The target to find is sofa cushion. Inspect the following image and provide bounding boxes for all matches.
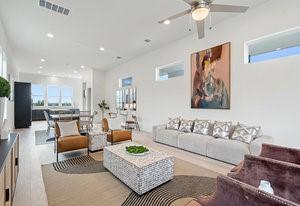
[155,129,182,147]
[193,120,211,135]
[166,117,181,130]
[179,119,194,133]
[231,123,262,144]
[212,121,232,139]
[178,133,215,156]
[206,138,250,165]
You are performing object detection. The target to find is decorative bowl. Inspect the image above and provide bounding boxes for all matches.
[126,145,149,156]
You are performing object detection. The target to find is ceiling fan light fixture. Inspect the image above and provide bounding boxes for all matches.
[192,5,210,21]
[163,19,171,25]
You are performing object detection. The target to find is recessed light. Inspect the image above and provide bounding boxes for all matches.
[276,47,281,51]
[41,58,45,62]
[144,39,151,43]
[80,65,85,69]
[116,56,122,60]
[163,20,171,25]
[47,33,54,38]
[74,70,78,74]
[99,47,105,51]
[39,66,43,69]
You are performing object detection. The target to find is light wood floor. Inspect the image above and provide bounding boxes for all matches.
[12,121,233,206]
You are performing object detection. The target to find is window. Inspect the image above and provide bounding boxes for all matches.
[31,84,45,107]
[61,86,73,106]
[47,85,60,107]
[246,27,300,64]
[156,61,184,81]
[0,47,8,119]
[119,77,132,88]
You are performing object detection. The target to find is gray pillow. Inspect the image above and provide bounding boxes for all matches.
[179,119,194,133]
[212,121,232,139]
[193,120,211,135]
[231,123,262,144]
[166,117,180,130]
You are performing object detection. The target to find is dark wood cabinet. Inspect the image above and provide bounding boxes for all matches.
[14,82,31,128]
[0,134,19,206]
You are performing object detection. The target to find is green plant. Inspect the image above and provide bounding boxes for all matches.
[126,146,149,154]
[0,76,10,98]
[98,100,110,118]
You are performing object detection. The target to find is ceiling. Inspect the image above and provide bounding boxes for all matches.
[0,0,268,77]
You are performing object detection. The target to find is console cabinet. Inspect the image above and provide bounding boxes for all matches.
[0,134,19,206]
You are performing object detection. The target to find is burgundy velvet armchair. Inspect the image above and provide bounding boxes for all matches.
[231,143,300,173]
[188,175,298,206]
[228,155,300,204]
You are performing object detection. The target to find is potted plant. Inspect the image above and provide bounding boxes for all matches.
[98,100,110,120]
[0,76,11,138]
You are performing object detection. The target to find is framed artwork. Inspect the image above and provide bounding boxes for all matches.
[191,42,231,109]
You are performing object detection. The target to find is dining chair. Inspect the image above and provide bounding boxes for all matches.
[44,111,55,137]
[58,111,73,121]
[79,111,91,132]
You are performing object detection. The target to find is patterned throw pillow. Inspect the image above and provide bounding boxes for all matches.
[166,117,181,130]
[212,121,232,139]
[179,119,194,133]
[231,123,262,144]
[193,120,211,135]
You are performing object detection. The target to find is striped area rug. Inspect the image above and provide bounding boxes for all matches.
[122,188,178,206]
[52,155,107,174]
[53,155,94,171]
[42,154,218,206]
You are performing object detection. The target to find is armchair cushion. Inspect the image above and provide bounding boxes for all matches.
[57,120,80,137]
[57,135,88,153]
[107,130,132,143]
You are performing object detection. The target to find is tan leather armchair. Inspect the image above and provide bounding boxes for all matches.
[102,118,132,144]
[55,120,89,162]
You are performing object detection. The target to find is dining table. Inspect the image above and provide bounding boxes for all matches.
[49,113,93,121]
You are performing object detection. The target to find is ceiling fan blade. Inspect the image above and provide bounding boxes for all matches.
[182,0,199,6]
[210,4,249,13]
[196,20,205,39]
[158,9,191,24]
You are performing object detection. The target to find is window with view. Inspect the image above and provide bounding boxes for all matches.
[245,27,300,64]
[119,77,132,88]
[47,85,60,107]
[31,84,45,107]
[156,61,184,81]
[61,86,73,106]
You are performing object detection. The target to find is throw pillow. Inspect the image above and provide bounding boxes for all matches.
[179,119,194,133]
[57,120,80,137]
[231,123,262,144]
[166,117,181,130]
[193,120,211,135]
[212,121,232,139]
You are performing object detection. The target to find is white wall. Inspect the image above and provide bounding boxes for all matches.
[0,18,18,136]
[103,0,300,148]
[19,72,82,109]
[92,69,106,123]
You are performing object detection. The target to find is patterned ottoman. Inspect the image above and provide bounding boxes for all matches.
[103,142,174,195]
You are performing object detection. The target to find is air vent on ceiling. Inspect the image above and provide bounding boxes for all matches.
[39,0,70,16]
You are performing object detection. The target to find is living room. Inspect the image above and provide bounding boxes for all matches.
[0,0,299,206]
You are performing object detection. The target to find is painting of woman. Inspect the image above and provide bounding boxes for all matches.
[191,43,230,109]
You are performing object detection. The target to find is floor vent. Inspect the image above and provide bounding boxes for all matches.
[39,0,70,16]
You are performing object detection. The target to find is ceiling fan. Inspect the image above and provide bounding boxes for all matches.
[158,0,249,39]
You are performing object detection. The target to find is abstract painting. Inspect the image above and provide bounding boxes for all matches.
[191,42,230,109]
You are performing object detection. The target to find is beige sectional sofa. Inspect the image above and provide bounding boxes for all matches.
[152,124,273,165]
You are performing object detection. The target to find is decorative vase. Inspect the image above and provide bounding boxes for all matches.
[0,97,5,139]
[258,180,274,194]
